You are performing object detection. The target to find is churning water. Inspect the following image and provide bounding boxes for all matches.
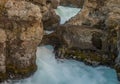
[55,6,80,24]
[5,6,119,84]
[11,45,119,84]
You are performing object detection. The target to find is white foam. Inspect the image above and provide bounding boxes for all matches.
[11,45,119,84]
[5,6,119,84]
[55,6,80,24]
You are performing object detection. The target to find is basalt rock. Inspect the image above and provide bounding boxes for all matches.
[60,0,84,8]
[0,0,43,81]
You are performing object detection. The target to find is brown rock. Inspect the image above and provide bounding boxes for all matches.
[0,0,43,81]
[61,0,120,79]
[65,0,120,28]
[41,25,106,51]
[26,0,60,30]
[60,0,84,8]
[43,9,60,31]
[41,0,120,80]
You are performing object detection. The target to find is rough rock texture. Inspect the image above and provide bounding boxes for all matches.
[54,25,104,51]
[0,0,43,81]
[41,0,60,30]
[27,0,60,30]
[41,25,114,65]
[66,0,120,28]
[66,0,120,72]
[41,0,120,80]
[60,0,84,8]
[43,9,60,30]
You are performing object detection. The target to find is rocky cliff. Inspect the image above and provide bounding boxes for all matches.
[65,0,120,66]
[0,0,120,82]
[41,0,120,80]
[0,0,43,81]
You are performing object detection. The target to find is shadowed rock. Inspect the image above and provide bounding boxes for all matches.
[60,0,84,8]
[41,25,107,53]
[26,0,60,30]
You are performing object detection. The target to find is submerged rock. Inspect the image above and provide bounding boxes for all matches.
[0,0,43,81]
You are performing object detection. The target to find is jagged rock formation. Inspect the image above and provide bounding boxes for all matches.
[27,0,60,30]
[65,0,120,74]
[0,0,43,81]
[65,0,120,69]
[41,0,120,79]
[41,25,115,65]
[60,0,84,8]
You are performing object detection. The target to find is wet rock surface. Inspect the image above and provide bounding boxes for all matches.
[0,0,43,82]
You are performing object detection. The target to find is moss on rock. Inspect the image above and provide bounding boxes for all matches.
[6,63,37,79]
[64,49,116,66]
[0,73,6,82]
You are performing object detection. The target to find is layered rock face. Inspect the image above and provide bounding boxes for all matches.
[66,0,120,28]
[0,0,43,81]
[60,0,84,8]
[27,0,60,30]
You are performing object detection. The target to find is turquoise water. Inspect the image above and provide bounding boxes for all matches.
[11,45,119,84]
[55,6,80,24]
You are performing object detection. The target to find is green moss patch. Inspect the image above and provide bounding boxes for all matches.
[0,73,6,82]
[6,64,37,79]
[64,49,115,66]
